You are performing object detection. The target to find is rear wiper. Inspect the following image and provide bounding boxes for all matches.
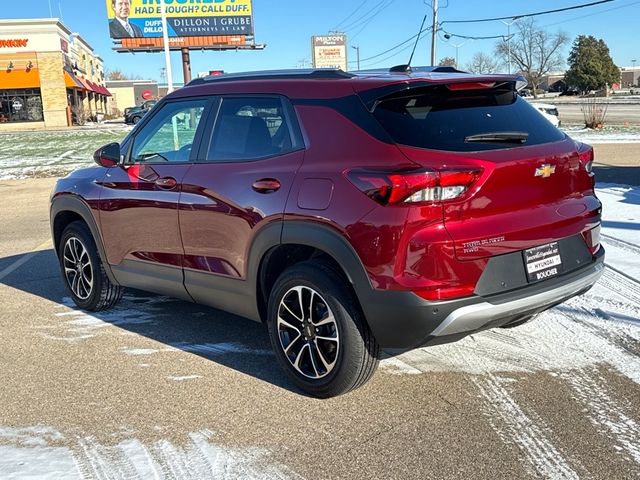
[465,132,529,144]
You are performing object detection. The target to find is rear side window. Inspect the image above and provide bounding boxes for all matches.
[207,96,299,162]
[371,85,565,152]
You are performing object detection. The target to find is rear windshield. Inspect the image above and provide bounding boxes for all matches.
[371,85,565,152]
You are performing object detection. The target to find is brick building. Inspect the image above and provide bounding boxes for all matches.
[0,18,111,130]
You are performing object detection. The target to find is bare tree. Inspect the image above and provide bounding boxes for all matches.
[438,57,456,67]
[105,69,143,81]
[465,52,500,74]
[495,19,568,98]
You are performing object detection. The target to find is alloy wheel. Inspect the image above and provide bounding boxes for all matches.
[62,237,93,300]
[277,286,339,379]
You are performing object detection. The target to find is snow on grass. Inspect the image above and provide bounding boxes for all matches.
[0,127,127,180]
[562,124,640,143]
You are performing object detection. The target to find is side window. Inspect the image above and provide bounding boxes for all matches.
[130,99,207,163]
[207,97,294,162]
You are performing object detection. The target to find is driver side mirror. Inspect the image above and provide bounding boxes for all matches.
[93,142,121,167]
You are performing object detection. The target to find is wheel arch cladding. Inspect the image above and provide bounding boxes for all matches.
[51,195,119,285]
[255,221,373,322]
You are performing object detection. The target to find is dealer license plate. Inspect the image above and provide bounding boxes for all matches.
[524,242,562,283]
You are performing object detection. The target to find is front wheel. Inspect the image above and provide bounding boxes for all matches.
[58,221,123,311]
[267,261,379,398]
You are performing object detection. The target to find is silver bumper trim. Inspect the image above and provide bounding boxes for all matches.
[431,263,605,337]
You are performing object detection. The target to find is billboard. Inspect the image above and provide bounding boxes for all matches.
[312,35,347,71]
[106,0,253,40]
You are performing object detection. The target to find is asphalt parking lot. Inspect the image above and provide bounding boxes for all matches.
[1,174,639,479]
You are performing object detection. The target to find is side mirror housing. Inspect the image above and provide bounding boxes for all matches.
[93,142,121,167]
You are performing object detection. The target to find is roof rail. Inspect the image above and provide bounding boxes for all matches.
[187,68,355,86]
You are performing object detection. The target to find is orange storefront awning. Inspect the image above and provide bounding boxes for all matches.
[64,70,84,89]
[0,68,40,89]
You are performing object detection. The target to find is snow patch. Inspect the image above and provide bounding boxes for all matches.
[0,427,300,479]
[167,375,202,381]
[473,374,580,479]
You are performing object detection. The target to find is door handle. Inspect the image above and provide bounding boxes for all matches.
[252,178,281,194]
[155,177,177,190]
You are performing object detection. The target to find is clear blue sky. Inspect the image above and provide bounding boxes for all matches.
[3,0,639,82]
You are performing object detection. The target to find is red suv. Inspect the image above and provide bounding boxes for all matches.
[50,67,604,397]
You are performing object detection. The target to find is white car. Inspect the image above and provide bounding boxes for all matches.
[530,102,561,128]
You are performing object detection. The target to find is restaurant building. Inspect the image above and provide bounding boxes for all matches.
[0,18,111,130]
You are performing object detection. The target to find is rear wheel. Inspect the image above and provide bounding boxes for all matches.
[132,115,141,124]
[59,221,123,311]
[267,261,379,398]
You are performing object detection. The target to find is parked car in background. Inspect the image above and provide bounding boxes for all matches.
[51,67,603,398]
[530,102,561,127]
[124,99,158,124]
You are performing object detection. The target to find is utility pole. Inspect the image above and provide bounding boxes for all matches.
[352,45,360,71]
[430,0,438,65]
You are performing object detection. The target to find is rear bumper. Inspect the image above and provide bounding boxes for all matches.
[359,247,604,349]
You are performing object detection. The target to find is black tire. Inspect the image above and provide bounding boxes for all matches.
[58,221,123,311]
[267,260,380,398]
[132,116,141,124]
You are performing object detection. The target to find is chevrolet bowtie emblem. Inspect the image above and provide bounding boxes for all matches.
[535,164,556,178]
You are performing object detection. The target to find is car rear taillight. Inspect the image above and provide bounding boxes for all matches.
[576,143,594,174]
[583,225,601,255]
[346,167,482,206]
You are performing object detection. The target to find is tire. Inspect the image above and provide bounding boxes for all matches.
[267,260,380,398]
[58,221,123,311]
[132,116,141,124]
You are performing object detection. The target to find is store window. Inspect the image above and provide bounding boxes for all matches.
[0,89,44,123]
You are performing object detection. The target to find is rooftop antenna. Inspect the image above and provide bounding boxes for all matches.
[390,15,427,73]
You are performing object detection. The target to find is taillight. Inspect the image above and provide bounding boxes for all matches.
[576,143,594,174]
[346,167,482,206]
[583,225,601,255]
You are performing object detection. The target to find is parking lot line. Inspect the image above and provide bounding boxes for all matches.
[0,239,52,281]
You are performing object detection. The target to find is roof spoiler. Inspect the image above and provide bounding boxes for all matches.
[358,74,528,112]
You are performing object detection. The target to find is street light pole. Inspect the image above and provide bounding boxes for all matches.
[352,45,360,71]
[159,0,174,94]
[500,19,518,74]
[443,34,465,70]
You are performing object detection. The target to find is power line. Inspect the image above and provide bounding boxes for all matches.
[357,25,433,63]
[440,31,514,41]
[358,41,417,69]
[441,0,614,24]
[542,0,640,27]
[340,0,390,32]
[350,0,398,40]
[332,0,371,31]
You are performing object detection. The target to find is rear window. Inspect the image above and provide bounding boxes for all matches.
[371,85,565,152]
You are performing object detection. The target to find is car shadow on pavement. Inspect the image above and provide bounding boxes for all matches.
[594,165,640,195]
[0,248,298,394]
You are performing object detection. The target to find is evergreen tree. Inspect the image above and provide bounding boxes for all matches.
[565,35,620,93]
